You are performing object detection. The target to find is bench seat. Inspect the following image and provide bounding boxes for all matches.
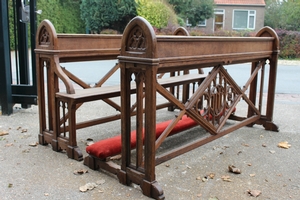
[56,73,207,103]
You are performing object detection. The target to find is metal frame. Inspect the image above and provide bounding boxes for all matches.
[0,0,37,115]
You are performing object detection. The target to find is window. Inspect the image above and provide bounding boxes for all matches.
[198,20,206,27]
[214,9,225,31]
[233,10,256,30]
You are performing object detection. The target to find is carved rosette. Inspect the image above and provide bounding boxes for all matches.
[186,65,240,134]
[126,26,146,52]
[39,26,50,45]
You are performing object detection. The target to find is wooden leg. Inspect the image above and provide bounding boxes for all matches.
[140,180,165,200]
[66,102,83,161]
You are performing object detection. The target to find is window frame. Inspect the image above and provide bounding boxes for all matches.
[214,9,225,30]
[232,9,256,30]
[198,19,207,27]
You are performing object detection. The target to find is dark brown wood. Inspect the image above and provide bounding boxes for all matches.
[36,17,280,199]
[115,16,280,199]
[35,20,205,161]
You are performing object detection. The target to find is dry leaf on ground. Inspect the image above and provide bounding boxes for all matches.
[278,141,291,149]
[74,169,88,175]
[0,130,9,136]
[221,175,232,182]
[79,182,97,192]
[29,142,39,147]
[21,129,27,133]
[247,189,261,197]
[110,154,121,160]
[228,165,241,174]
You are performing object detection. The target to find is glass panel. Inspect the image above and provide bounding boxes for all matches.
[233,11,248,28]
[249,16,255,29]
[215,14,223,23]
[198,20,206,26]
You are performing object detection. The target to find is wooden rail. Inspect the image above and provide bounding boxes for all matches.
[84,16,280,199]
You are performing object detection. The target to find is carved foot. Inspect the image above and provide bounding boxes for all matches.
[141,180,165,200]
[263,121,279,132]
[83,155,98,170]
[117,170,131,185]
[51,139,59,151]
[67,145,83,161]
[38,133,48,145]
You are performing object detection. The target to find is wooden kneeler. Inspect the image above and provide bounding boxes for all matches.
[84,115,198,169]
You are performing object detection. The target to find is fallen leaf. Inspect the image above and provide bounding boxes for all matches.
[73,169,88,175]
[278,141,291,149]
[221,175,232,182]
[79,185,88,192]
[0,130,9,136]
[228,165,241,174]
[242,143,249,147]
[79,182,97,192]
[22,149,30,153]
[110,154,121,160]
[28,142,39,147]
[86,141,94,146]
[21,129,27,133]
[202,177,208,182]
[208,173,215,179]
[269,150,276,154]
[247,189,261,197]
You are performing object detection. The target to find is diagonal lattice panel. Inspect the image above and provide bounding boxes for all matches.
[185,65,261,135]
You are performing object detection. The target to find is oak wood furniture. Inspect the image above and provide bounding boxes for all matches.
[84,16,279,199]
[35,20,205,161]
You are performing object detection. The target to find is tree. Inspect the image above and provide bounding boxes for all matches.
[264,0,282,29]
[265,0,300,31]
[80,0,137,33]
[168,0,215,26]
[135,0,177,29]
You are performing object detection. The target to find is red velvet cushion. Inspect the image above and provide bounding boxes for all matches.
[86,115,197,159]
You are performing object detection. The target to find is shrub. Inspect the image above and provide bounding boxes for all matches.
[276,29,300,59]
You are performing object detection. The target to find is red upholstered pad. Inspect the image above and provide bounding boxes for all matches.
[86,115,197,159]
[86,108,236,159]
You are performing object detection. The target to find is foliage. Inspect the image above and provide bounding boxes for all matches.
[135,0,177,29]
[7,0,85,49]
[80,0,137,33]
[36,0,85,33]
[265,0,300,31]
[167,0,214,26]
[275,29,300,58]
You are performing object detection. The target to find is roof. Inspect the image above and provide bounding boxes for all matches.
[214,0,265,5]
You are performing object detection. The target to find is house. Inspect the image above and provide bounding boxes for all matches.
[198,0,266,33]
